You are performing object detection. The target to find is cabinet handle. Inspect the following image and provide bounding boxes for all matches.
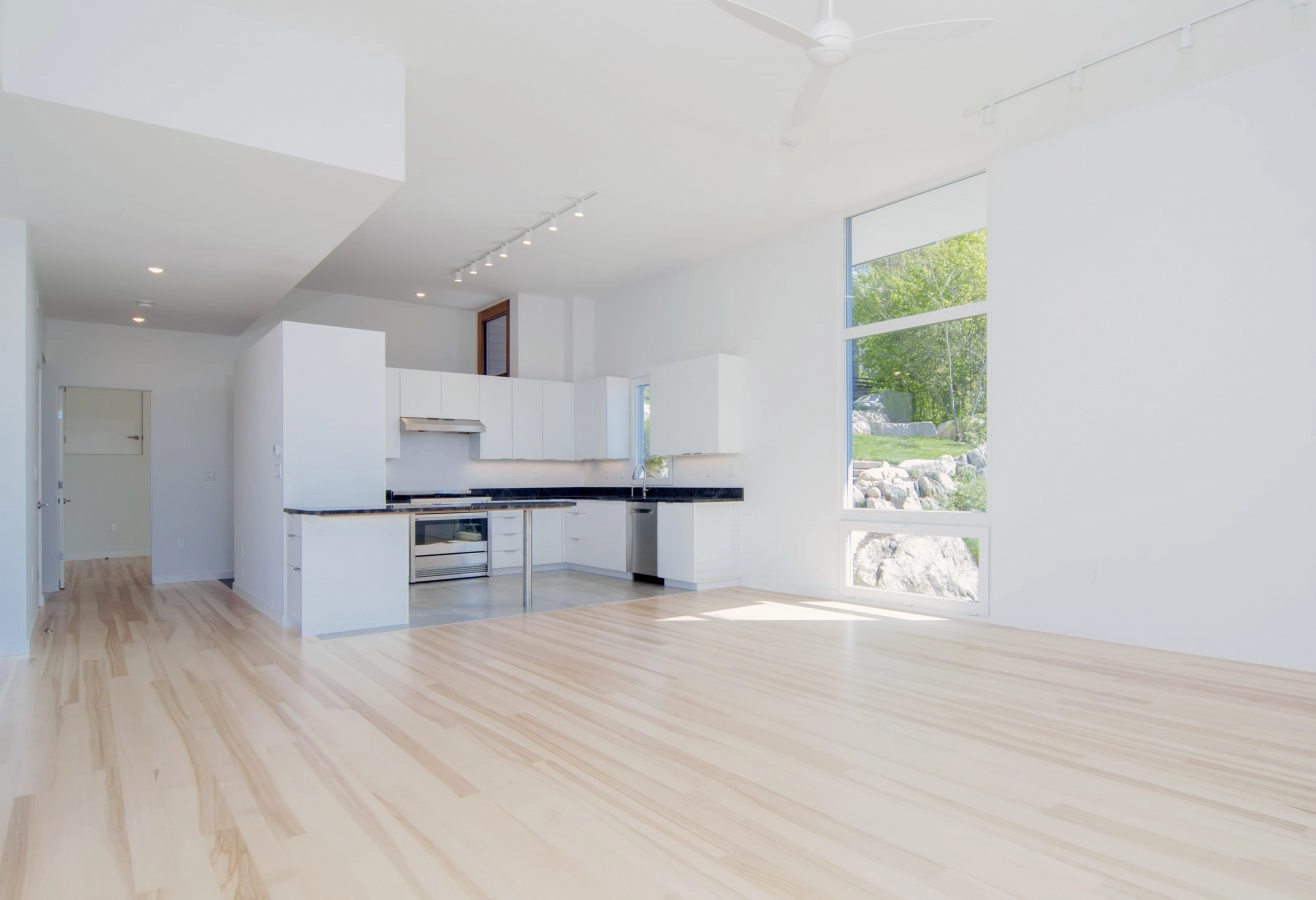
[289,565,301,572]
[569,537,581,541]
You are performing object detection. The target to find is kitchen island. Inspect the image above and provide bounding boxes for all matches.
[284,500,576,636]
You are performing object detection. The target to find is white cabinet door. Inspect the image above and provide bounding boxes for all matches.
[565,500,627,571]
[398,369,444,418]
[384,368,401,459]
[532,509,565,565]
[650,354,744,456]
[477,376,513,459]
[658,501,742,587]
[511,379,543,460]
[541,381,574,460]
[573,377,630,460]
[441,372,481,420]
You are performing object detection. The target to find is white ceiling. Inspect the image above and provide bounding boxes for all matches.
[4,0,1310,330]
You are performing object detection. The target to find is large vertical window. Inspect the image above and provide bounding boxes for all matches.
[477,299,510,376]
[632,381,670,481]
[843,174,989,614]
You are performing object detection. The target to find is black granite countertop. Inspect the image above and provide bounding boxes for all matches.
[286,500,578,517]
[387,486,744,504]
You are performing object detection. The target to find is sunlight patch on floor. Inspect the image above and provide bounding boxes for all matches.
[660,599,949,623]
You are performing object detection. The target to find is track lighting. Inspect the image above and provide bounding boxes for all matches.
[975,0,1279,126]
[453,271,463,283]
[451,190,597,276]
[1292,0,1308,9]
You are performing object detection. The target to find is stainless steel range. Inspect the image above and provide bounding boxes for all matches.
[393,491,493,583]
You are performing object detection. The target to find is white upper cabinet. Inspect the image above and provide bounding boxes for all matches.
[541,380,574,460]
[384,367,401,459]
[441,372,481,420]
[573,376,629,460]
[511,379,544,460]
[650,354,744,455]
[397,369,444,418]
[477,376,513,459]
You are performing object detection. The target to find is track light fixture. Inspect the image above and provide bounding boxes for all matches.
[453,271,463,283]
[974,0,1279,125]
[450,191,597,278]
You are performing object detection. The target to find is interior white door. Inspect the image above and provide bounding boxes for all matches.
[64,387,143,454]
[56,388,66,589]
[62,388,151,563]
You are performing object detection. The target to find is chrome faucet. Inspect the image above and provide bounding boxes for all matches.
[631,463,648,498]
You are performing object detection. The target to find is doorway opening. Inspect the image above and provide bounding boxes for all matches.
[58,387,152,588]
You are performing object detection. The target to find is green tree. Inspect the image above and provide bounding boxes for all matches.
[851,231,987,444]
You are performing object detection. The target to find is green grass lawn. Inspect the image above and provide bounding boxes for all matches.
[852,434,972,464]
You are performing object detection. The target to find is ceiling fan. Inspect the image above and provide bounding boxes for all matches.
[706,0,994,141]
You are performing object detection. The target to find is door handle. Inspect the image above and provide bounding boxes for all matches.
[60,498,72,504]
[36,500,46,510]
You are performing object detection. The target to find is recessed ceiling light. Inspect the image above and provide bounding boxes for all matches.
[146,266,164,274]
[415,292,426,298]
[132,316,146,324]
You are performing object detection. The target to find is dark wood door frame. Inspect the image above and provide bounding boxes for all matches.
[477,299,511,376]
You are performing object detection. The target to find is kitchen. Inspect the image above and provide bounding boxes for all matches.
[234,318,745,637]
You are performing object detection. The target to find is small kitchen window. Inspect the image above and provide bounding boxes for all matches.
[632,381,671,482]
[477,299,510,376]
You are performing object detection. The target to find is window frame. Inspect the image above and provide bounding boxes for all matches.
[840,172,990,614]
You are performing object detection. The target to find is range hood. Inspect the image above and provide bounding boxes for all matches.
[400,416,485,434]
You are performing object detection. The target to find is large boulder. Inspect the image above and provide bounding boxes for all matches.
[851,533,979,600]
[852,391,913,423]
[851,412,871,435]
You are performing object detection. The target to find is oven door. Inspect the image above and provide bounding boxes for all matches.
[411,513,489,582]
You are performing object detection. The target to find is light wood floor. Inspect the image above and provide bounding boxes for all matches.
[2,559,1314,899]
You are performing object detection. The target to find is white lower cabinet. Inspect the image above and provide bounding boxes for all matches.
[488,509,566,573]
[564,500,628,573]
[657,501,743,590]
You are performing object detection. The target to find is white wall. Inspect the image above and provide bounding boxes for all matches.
[0,216,41,655]
[589,48,1316,672]
[246,288,475,372]
[386,433,587,492]
[232,323,283,620]
[593,218,841,597]
[987,48,1316,671]
[512,293,569,380]
[63,390,151,560]
[42,320,238,586]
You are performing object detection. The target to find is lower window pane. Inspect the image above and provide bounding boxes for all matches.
[848,531,981,603]
[849,317,986,511]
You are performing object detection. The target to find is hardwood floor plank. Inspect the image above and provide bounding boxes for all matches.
[1,558,1313,898]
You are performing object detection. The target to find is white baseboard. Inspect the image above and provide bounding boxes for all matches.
[0,640,31,657]
[151,571,234,585]
[664,576,743,592]
[564,564,633,581]
[67,549,151,561]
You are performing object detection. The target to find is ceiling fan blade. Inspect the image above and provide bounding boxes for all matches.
[787,65,833,130]
[705,0,818,49]
[853,18,993,53]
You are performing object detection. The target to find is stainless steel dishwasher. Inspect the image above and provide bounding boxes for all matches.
[627,501,659,578]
